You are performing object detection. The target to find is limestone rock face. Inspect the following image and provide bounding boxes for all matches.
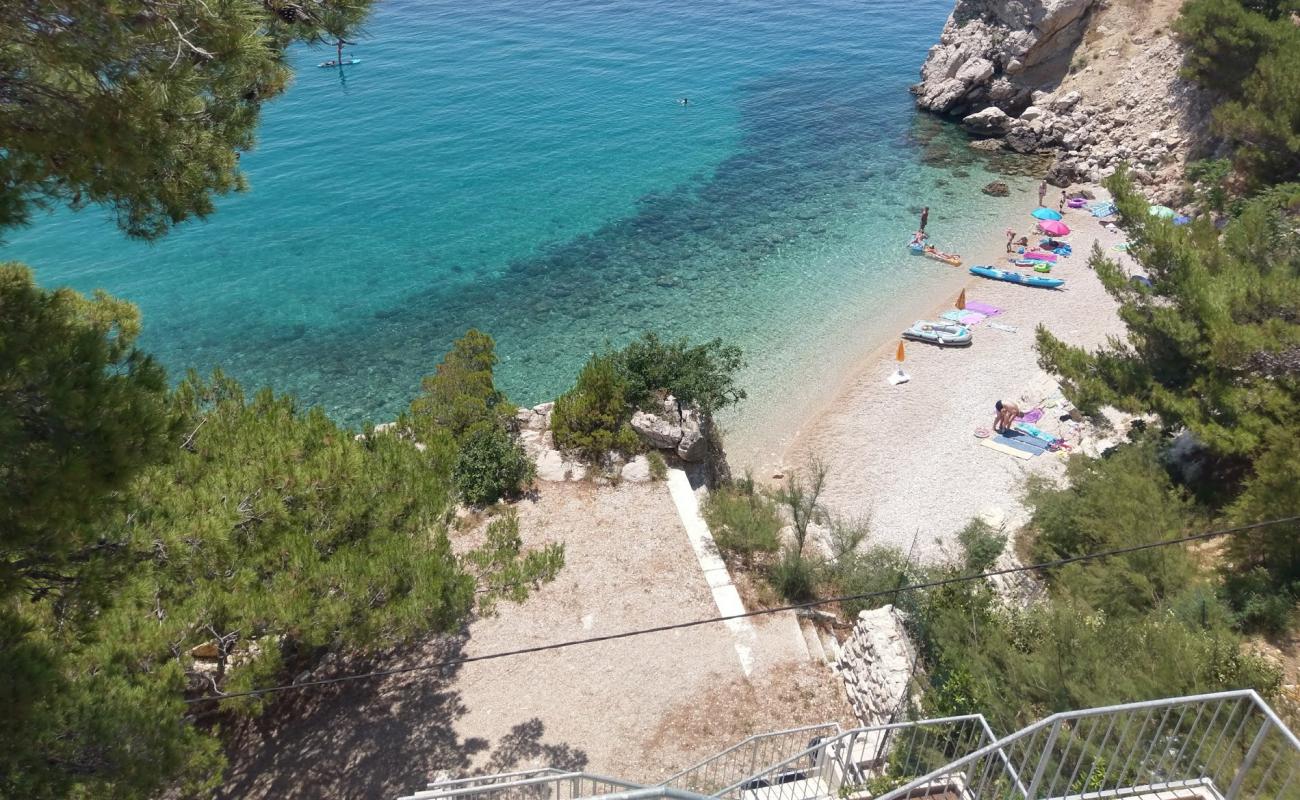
[914,0,1098,117]
[676,417,708,462]
[630,410,682,450]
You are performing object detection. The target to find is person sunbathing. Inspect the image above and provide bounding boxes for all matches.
[924,245,960,260]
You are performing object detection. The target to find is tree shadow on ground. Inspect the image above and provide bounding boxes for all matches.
[216,633,587,800]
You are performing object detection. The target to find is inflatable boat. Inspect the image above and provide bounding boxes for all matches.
[902,320,973,348]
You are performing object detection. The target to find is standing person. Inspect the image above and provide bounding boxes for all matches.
[920,206,930,233]
[1038,180,1047,207]
[1006,230,1016,253]
[1059,190,1068,212]
[993,400,1021,434]
[333,37,355,64]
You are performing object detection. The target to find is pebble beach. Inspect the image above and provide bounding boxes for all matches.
[771,183,1137,562]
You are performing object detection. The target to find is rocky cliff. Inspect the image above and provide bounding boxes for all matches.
[914,0,1097,117]
[915,0,1212,201]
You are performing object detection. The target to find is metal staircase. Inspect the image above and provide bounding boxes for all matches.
[400,691,1299,800]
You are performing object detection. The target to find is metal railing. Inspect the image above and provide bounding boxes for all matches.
[875,690,1300,800]
[398,771,646,800]
[709,715,998,800]
[659,724,843,795]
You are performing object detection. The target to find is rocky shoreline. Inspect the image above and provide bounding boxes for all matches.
[913,0,1212,202]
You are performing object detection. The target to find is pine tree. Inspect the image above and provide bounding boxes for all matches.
[0,0,375,239]
[1036,169,1300,628]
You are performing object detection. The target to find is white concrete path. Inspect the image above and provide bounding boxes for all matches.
[666,468,758,676]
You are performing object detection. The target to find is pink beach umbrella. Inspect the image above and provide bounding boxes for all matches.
[1039,219,1071,237]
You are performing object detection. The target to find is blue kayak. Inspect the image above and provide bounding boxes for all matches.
[970,266,1064,289]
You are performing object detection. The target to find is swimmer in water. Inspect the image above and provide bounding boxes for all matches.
[679,97,689,105]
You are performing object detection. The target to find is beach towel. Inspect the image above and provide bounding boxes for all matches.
[993,434,1044,455]
[980,438,1034,460]
[1090,202,1118,218]
[1019,408,1045,424]
[941,309,986,326]
[999,432,1053,453]
[989,322,1018,333]
[1012,422,1059,444]
[964,301,1002,317]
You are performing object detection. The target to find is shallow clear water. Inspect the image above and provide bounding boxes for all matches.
[4,0,1019,443]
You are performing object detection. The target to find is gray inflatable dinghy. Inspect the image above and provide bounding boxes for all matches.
[902,320,973,348]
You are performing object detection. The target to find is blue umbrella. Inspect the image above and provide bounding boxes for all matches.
[1032,207,1063,221]
[1173,215,1192,226]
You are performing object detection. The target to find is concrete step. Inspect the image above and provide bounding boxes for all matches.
[799,618,828,664]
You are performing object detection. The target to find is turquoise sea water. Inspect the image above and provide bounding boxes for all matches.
[5,0,1022,450]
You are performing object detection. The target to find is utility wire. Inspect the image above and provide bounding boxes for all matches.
[185,514,1300,705]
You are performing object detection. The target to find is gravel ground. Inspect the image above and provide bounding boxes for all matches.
[218,481,839,799]
[782,185,1134,562]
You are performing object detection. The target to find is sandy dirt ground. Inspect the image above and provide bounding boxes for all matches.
[782,185,1137,562]
[217,481,850,799]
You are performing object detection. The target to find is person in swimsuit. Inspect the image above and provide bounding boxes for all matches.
[920,206,930,232]
[1038,181,1047,207]
[994,400,1021,433]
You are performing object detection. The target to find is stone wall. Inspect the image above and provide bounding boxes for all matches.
[834,605,917,727]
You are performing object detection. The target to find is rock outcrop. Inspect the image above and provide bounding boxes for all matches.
[914,0,1098,118]
[628,397,711,463]
[916,0,1214,201]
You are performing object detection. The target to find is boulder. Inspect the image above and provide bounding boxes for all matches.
[629,410,682,450]
[970,138,1005,151]
[955,56,996,85]
[1005,125,1043,154]
[982,180,1011,197]
[1019,105,1048,123]
[621,455,652,483]
[1051,90,1083,111]
[1044,158,1076,187]
[535,449,586,482]
[962,106,1012,133]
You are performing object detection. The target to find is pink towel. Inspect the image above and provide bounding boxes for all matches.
[1020,408,1045,424]
[965,301,1002,317]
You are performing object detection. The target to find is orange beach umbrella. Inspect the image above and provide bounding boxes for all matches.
[956,289,967,310]
[896,341,906,362]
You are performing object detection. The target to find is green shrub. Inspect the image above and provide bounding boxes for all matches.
[615,332,747,415]
[1221,567,1299,636]
[830,545,921,620]
[454,424,536,506]
[409,329,514,442]
[956,519,1006,573]
[703,476,782,562]
[770,548,819,602]
[1177,0,1300,186]
[550,353,640,461]
[646,450,668,481]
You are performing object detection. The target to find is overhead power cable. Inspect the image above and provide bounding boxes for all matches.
[184,514,1300,705]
